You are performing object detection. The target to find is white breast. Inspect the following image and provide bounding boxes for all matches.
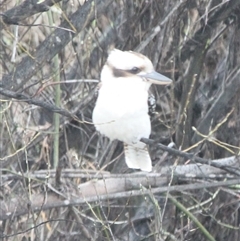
[92,77,151,146]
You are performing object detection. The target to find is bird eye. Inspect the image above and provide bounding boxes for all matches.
[130,67,140,74]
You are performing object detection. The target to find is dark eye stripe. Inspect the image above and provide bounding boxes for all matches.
[112,68,129,77]
[107,62,144,78]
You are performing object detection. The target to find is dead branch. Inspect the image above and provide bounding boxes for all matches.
[0,0,112,90]
[0,0,62,30]
[1,178,239,223]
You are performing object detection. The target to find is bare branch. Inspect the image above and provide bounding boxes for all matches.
[141,138,240,176]
[1,178,239,223]
[0,0,62,29]
[0,0,112,90]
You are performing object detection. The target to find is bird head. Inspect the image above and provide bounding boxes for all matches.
[101,49,172,85]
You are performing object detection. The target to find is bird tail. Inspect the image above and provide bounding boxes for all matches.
[124,144,152,172]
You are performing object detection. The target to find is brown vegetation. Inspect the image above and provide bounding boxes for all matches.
[0,0,240,240]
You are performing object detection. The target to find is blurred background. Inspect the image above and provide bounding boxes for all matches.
[1,0,240,240]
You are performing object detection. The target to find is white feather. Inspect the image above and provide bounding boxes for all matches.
[92,49,171,172]
[124,143,152,172]
[93,76,151,144]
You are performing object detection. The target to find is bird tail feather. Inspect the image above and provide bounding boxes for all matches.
[124,144,152,172]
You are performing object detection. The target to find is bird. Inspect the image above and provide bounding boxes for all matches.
[92,49,172,172]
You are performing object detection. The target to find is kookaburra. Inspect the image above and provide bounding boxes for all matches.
[92,49,172,172]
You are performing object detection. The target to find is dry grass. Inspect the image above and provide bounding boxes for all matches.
[1,0,240,240]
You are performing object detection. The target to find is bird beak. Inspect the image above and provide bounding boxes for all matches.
[139,71,172,85]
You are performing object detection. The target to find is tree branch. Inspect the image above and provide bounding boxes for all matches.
[1,178,239,222]
[0,0,62,30]
[0,86,75,119]
[141,138,240,176]
[176,0,240,148]
[0,0,111,90]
